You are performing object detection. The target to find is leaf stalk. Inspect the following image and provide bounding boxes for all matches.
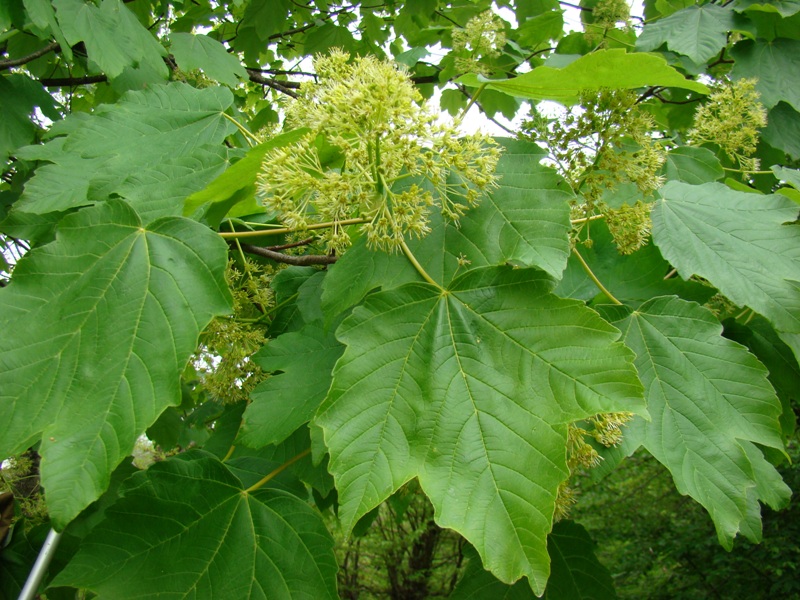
[572,246,623,305]
[244,448,311,494]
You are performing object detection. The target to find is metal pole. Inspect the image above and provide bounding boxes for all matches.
[17,528,62,600]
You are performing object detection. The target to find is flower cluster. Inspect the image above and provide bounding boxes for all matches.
[259,51,501,253]
[195,259,272,404]
[689,78,767,174]
[605,200,653,255]
[522,89,665,252]
[554,412,634,521]
[451,10,507,75]
[592,0,631,28]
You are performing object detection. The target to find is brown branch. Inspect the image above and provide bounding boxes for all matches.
[247,69,300,98]
[267,236,315,251]
[239,243,336,265]
[39,74,108,87]
[0,41,60,70]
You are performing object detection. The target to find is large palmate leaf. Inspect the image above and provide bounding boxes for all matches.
[315,266,645,594]
[542,521,617,600]
[724,316,800,437]
[636,4,736,64]
[457,49,708,105]
[53,451,338,599]
[320,139,573,320]
[14,82,236,224]
[455,139,573,278]
[0,200,231,527]
[651,181,800,358]
[609,296,790,548]
[52,0,168,79]
[731,38,800,111]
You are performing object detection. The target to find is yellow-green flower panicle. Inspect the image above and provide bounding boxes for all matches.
[689,78,767,175]
[451,10,507,76]
[258,50,501,253]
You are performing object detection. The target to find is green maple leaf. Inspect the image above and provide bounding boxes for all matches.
[0,200,232,527]
[315,266,645,594]
[542,521,618,599]
[636,4,736,64]
[0,74,59,164]
[53,451,338,599]
[763,103,800,160]
[15,82,236,224]
[652,181,800,360]
[183,128,310,223]
[608,296,790,548]
[554,219,715,305]
[457,49,708,105]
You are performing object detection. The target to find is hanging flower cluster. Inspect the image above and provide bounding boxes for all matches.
[689,78,767,174]
[554,411,634,520]
[258,51,501,253]
[522,88,665,254]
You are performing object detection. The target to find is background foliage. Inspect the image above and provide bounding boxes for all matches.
[1,0,799,597]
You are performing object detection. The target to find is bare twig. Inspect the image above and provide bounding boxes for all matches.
[247,69,300,98]
[267,236,315,251]
[39,74,108,87]
[0,41,60,70]
[239,243,337,265]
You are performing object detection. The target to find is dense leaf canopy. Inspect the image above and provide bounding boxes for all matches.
[1,0,798,598]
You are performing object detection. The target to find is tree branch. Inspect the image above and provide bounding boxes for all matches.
[239,243,337,265]
[39,74,108,87]
[0,41,60,70]
[246,70,300,97]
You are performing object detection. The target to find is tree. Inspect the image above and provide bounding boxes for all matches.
[1,0,799,597]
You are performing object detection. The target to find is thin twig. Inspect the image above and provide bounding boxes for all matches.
[219,217,369,239]
[247,69,300,98]
[38,74,108,87]
[0,41,60,70]
[267,236,315,251]
[244,448,311,493]
[239,243,337,266]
